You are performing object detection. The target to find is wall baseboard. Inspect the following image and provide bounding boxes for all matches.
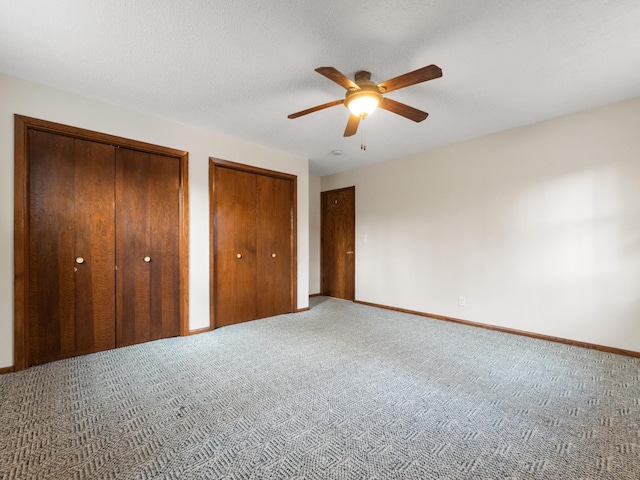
[309,293,321,298]
[296,307,310,313]
[0,366,15,375]
[355,300,640,359]
[189,326,214,335]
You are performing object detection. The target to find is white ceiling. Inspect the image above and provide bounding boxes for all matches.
[1,1,639,176]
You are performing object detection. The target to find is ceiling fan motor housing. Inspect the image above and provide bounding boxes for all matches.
[354,70,372,83]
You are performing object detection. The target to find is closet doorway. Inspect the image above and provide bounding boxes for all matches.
[210,159,296,328]
[14,115,189,370]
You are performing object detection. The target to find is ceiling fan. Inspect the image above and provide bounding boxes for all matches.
[288,65,442,137]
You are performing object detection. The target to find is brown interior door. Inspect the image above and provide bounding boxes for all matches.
[214,167,258,326]
[28,130,116,365]
[256,174,293,318]
[115,149,180,346]
[321,186,355,301]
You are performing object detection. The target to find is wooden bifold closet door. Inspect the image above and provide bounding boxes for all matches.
[256,174,294,318]
[211,160,296,328]
[23,122,185,367]
[115,149,180,347]
[28,130,116,364]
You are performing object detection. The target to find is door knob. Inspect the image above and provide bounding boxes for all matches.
[236,253,242,258]
[346,251,354,254]
[143,256,151,263]
[271,253,277,258]
[75,257,84,264]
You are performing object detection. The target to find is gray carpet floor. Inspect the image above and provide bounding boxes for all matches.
[1,297,639,479]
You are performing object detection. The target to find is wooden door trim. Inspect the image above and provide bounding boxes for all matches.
[211,158,298,181]
[321,186,356,300]
[14,114,189,371]
[209,158,297,329]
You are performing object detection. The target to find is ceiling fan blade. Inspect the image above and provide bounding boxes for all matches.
[377,64,442,93]
[343,114,361,137]
[380,97,429,122]
[288,99,344,119]
[315,67,359,90]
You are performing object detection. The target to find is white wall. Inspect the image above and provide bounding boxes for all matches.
[321,97,640,352]
[0,73,309,369]
[308,174,321,295]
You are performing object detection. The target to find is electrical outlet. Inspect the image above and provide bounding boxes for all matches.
[458,296,466,307]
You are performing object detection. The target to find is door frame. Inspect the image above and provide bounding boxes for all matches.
[14,115,190,371]
[209,158,297,329]
[321,186,356,301]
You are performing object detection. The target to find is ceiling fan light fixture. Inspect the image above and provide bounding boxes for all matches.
[346,93,380,117]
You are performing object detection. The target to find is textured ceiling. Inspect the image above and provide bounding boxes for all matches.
[2,0,639,176]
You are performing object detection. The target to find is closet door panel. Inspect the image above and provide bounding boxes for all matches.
[115,148,152,347]
[28,130,76,364]
[214,167,257,326]
[256,175,293,318]
[28,131,116,364]
[116,149,181,346]
[73,138,116,355]
[148,153,181,340]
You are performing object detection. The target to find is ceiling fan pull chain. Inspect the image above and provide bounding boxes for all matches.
[361,116,366,150]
